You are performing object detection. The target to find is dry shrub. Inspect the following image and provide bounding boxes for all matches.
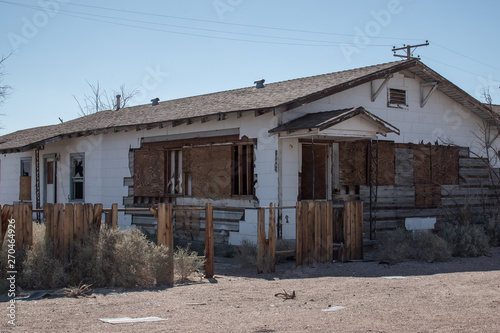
[174,245,204,281]
[71,226,172,288]
[377,229,452,263]
[234,239,257,268]
[19,223,66,290]
[485,216,500,246]
[438,223,491,257]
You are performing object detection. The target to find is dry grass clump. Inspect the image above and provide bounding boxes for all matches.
[234,239,257,268]
[174,245,204,281]
[377,229,452,263]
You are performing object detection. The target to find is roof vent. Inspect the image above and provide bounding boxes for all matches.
[151,97,160,106]
[254,79,265,89]
[115,94,121,111]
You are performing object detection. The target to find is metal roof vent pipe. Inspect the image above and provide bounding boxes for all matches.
[254,79,265,89]
[115,94,121,110]
[151,97,160,106]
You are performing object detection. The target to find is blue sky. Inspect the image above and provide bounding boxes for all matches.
[0,0,499,135]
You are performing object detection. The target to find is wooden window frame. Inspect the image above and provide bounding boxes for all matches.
[166,149,183,196]
[232,143,254,196]
[70,153,85,202]
[387,88,408,108]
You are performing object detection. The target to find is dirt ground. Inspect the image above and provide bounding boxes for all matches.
[1,247,500,332]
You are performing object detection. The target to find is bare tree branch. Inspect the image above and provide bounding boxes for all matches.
[74,81,139,117]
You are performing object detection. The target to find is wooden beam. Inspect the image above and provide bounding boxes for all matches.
[217,113,226,121]
[254,109,271,117]
[371,75,392,102]
[201,116,210,123]
[236,112,243,118]
[421,82,439,107]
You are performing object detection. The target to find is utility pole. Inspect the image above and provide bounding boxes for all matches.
[392,40,429,60]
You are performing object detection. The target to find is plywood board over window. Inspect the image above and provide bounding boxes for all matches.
[413,145,431,184]
[339,141,368,186]
[371,141,395,186]
[134,150,165,197]
[183,146,232,199]
[431,146,459,185]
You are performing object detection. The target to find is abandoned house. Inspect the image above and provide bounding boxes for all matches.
[0,59,499,245]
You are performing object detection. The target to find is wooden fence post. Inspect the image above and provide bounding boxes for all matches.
[326,201,333,263]
[111,203,118,229]
[295,202,303,267]
[63,203,74,253]
[13,204,23,249]
[43,203,54,244]
[93,204,103,230]
[268,203,276,273]
[204,203,214,278]
[157,203,174,285]
[54,203,64,254]
[256,207,266,274]
[73,203,84,246]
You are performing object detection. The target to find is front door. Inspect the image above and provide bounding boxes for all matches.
[43,155,57,204]
[300,143,328,200]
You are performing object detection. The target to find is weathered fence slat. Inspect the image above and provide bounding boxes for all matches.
[204,203,214,278]
[268,203,276,273]
[111,203,118,229]
[256,207,266,274]
[63,203,74,253]
[93,204,103,229]
[74,203,84,246]
[157,203,174,285]
[295,202,303,266]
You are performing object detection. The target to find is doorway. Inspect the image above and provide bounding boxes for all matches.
[300,143,330,200]
[43,154,57,204]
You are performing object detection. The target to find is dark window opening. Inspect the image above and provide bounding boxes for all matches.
[70,154,84,201]
[233,144,254,196]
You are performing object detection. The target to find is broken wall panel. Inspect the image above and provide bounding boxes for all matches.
[134,150,165,197]
[395,147,414,185]
[415,184,441,207]
[339,141,368,185]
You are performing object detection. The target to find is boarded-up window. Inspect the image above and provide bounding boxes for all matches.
[413,145,459,185]
[232,144,254,196]
[183,146,232,199]
[431,146,459,185]
[371,141,395,186]
[413,145,431,184]
[134,150,165,197]
[339,141,368,186]
[301,144,328,200]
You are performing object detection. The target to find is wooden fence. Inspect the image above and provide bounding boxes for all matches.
[0,202,215,283]
[296,200,363,266]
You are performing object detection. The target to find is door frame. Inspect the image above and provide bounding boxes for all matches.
[43,153,57,204]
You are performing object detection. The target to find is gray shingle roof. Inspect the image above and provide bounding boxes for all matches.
[0,59,496,153]
[269,106,399,135]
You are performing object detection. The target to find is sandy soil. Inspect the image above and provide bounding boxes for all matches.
[2,247,500,332]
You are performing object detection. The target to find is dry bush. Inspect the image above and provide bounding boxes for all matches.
[19,223,66,290]
[485,216,500,246]
[174,245,204,281]
[438,223,491,257]
[234,239,257,268]
[377,229,452,263]
[71,226,172,288]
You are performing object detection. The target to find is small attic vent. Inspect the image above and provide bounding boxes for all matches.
[151,98,160,106]
[388,88,407,108]
[254,79,265,89]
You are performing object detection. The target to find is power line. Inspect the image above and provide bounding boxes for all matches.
[0,0,420,43]
[433,42,500,71]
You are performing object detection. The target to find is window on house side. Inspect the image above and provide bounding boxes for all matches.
[70,153,84,201]
[232,144,254,196]
[20,157,32,176]
[388,88,407,107]
[167,149,183,195]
